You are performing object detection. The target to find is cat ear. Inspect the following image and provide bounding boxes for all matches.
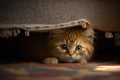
[79,19,95,43]
[82,27,95,43]
[78,19,91,29]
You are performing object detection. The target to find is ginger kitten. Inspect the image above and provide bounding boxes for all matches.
[43,26,94,64]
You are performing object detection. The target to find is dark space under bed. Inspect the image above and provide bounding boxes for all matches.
[0,30,120,63]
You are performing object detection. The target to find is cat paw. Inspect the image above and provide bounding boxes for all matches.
[42,57,59,64]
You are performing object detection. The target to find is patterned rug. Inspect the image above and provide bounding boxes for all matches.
[0,63,120,80]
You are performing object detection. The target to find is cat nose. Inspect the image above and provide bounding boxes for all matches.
[67,50,73,56]
[68,53,73,56]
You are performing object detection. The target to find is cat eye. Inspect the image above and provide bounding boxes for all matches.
[75,45,82,51]
[60,44,68,50]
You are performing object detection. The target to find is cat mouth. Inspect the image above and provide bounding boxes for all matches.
[65,55,82,63]
[57,54,81,63]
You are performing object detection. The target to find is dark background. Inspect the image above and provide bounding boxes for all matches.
[0,31,120,63]
[0,0,120,63]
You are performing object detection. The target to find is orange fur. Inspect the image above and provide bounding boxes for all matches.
[45,26,94,63]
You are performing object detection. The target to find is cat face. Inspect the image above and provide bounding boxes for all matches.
[47,27,94,63]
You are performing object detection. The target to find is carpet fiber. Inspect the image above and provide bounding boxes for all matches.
[0,63,120,80]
